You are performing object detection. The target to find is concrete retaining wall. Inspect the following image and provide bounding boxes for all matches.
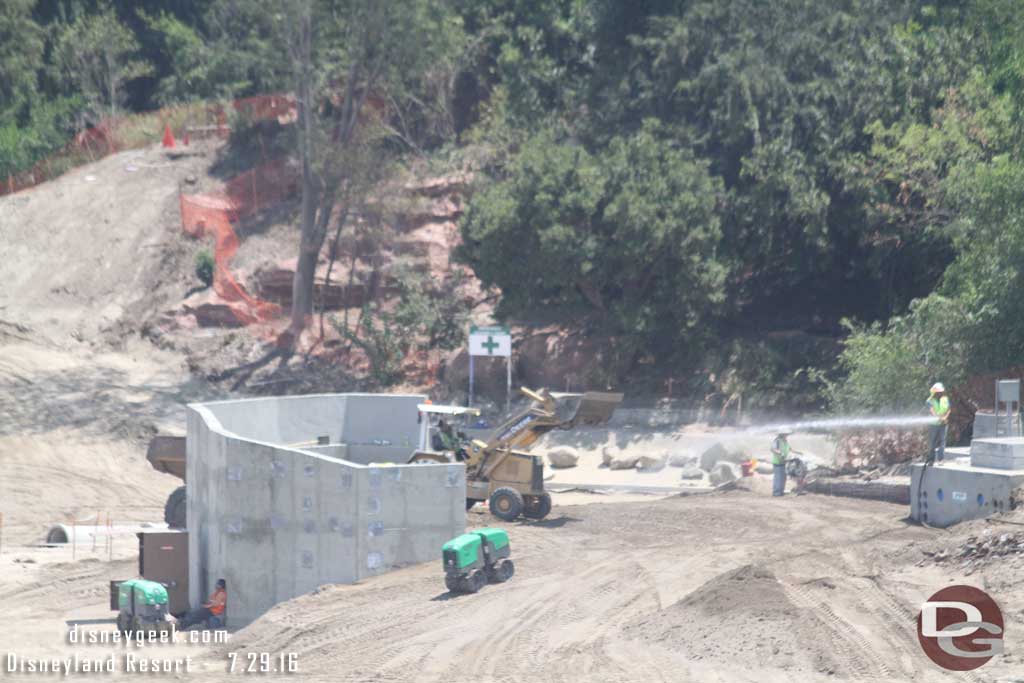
[187,394,465,627]
[973,411,1021,439]
[910,462,1024,528]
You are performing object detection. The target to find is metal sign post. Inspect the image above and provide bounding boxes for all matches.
[468,325,513,412]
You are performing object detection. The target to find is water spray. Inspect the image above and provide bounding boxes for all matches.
[743,415,935,435]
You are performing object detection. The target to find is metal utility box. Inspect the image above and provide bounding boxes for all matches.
[138,531,189,615]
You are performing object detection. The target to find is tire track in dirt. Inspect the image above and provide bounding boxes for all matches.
[783,579,894,680]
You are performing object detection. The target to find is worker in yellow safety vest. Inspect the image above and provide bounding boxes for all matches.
[770,430,801,497]
[926,383,951,465]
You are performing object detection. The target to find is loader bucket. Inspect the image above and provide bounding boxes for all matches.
[146,435,187,482]
[566,392,624,426]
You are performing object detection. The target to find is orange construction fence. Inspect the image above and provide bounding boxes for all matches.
[3,94,298,327]
[1,94,296,199]
[179,159,298,325]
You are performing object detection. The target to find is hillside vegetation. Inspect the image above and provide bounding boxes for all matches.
[3,0,1024,412]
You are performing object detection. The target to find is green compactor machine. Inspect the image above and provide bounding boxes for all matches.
[442,528,513,593]
[115,578,172,633]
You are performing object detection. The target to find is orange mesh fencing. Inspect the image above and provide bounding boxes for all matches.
[2,122,119,196]
[3,95,298,327]
[1,95,295,199]
[179,159,298,325]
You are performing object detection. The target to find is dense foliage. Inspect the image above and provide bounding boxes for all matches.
[456,0,1024,409]
[4,0,1024,406]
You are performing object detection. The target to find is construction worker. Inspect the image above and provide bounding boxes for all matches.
[770,430,802,497]
[926,383,951,465]
[180,578,227,629]
[432,419,459,452]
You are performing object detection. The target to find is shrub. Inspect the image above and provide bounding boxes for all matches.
[194,249,215,287]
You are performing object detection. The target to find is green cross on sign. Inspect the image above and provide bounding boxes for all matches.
[482,336,499,354]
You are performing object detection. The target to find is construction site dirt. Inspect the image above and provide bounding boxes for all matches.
[3,142,1023,683]
[2,489,1023,682]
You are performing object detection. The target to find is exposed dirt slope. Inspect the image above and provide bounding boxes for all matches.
[0,144,216,343]
[0,144,222,542]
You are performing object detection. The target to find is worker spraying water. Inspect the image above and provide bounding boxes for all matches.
[770,430,803,497]
[925,382,951,465]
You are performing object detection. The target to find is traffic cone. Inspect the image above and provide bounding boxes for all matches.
[162,124,176,148]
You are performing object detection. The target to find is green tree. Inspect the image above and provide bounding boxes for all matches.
[460,122,724,354]
[277,0,463,343]
[0,0,44,124]
[138,11,211,105]
[52,1,153,122]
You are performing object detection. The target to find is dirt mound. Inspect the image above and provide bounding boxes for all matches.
[0,143,214,342]
[624,564,822,672]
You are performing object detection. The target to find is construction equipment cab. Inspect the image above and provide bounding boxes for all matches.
[415,404,480,461]
[409,388,622,522]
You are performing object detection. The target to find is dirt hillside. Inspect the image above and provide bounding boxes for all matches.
[0,144,222,542]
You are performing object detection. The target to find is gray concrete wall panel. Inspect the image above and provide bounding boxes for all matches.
[186,393,463,627]
[910,463,1024,527]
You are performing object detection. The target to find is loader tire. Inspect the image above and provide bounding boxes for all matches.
[444,574,460,593]
[523,493,552,520]
[489,488,524,522]
[164,486,187,529]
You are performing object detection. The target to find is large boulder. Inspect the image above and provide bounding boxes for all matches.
[725,446,749,464]
[700,442,754,470]
[679,466,705,480]
[709,462,738,486]
[609,454,640,470]
[668,450,697,468]
[637,452,668,471]
[602,446,639,470]
[547,447,579,469]
[699,443,728,471]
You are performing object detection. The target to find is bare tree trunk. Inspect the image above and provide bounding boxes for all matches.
[318,205,350,338]
[282,2,375,348]
[288,4,318,339]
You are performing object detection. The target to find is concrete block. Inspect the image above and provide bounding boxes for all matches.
[187,393,464,627]
[910,462,1024,528]
[972,411,1021,439]
[970,437,1024,469]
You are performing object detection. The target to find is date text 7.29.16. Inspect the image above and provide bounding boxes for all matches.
[227,652,298,674]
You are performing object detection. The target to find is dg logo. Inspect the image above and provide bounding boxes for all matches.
[917,585,1004,671]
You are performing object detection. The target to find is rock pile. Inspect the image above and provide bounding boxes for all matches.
[923,528,1024,574]
[835,429,926,468]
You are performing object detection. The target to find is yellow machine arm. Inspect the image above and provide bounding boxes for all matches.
[463,388,623,476]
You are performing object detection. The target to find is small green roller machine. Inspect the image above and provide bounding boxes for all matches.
[115,578,172,633]
[441,528,514,593]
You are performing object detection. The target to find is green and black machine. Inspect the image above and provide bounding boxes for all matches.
[441,528,514,593]
[114,579,172,633]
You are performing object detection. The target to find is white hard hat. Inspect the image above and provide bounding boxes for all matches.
[930,382,945,393]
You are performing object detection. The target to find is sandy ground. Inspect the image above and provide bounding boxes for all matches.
[0,334,210,545]
[0,144,215,341]
[2,492,1021,682]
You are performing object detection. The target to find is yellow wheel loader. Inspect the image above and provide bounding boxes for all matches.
[409,388,623,521]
